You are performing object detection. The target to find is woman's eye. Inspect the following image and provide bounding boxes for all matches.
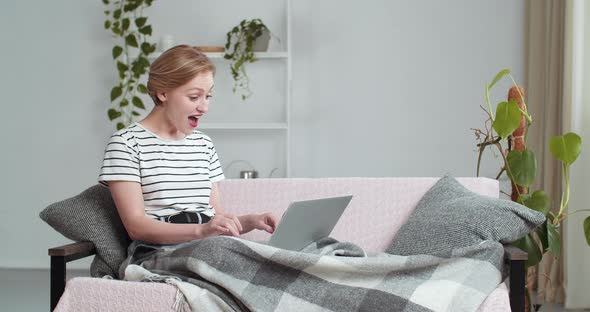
[189,96,199,101]
[206,95,213,99]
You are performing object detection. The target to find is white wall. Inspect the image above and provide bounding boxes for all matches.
[0,0,526,269]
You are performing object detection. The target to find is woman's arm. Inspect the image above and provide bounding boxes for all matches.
[109,181,235,244]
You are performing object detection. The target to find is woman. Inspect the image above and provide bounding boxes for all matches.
[99,45,277,244]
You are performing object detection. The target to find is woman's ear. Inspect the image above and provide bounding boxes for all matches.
[156,91,167,103]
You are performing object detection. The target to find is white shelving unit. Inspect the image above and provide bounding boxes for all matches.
[202,0,292,178]
[135,1,292,178]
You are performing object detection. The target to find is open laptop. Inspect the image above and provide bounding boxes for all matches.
[262,195,353,251]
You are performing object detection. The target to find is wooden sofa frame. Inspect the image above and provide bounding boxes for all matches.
[48,242,528,312]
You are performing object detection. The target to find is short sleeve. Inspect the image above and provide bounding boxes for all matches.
[208,141,225,183]
[98,133,141,185]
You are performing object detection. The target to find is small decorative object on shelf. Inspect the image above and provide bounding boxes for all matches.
[239,170,258,179]
[102,0,157,130]
[196,46,225,53]
[224,18,274,101]
[157,34,175,52]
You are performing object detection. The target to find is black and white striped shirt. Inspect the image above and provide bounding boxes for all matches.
[98,122,225,219]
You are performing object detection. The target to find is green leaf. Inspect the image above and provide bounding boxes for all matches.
[137,84,148,94]
[141,42,151,54]
[135,17,147,28]
[112,46,123,59]
[113,9,121,19]
[132,96,145,109]
[116,61,128,72]
[489,69,510,89]
[492,99,521,139]
[513,233,543,267]
[110,86,122,101]
[120,99,129,107]
[138,56,150,67]
[117,122,126,130]
[104,20,111,29]
[547,223,561,257]
[550,132,582,166]
[584,216,590,246]
[107,108,122,121]
[139,25,152,36]
[522,190,551,215]
[102,0,109,5]
[132,111,141,116]
[536,221,549,252]
[125,34,138,47]
[121,18,130,31]
[507,149,537,187]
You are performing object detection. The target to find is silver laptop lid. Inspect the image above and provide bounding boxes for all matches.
[268,195,353,251]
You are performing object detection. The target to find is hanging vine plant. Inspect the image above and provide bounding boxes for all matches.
[224,18,271,101]
[103,0,157,130]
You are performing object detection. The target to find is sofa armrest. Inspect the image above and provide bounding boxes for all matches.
[49,241,96,259]
[49,242,96,311]
[503,244,527,312]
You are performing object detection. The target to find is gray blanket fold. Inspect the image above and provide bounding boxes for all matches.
[121,237,504,312]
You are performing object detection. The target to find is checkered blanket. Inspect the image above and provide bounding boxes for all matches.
[121,236,504,312]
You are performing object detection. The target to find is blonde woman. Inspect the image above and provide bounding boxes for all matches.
[99,45,277,244]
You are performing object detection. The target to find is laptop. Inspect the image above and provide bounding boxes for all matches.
[263,195,353,251]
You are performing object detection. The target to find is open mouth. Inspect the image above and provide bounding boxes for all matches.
[188,116,199,128]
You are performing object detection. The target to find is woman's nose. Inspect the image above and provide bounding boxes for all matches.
[197,102,208,113]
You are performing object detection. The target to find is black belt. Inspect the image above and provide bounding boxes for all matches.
[158,211,211,224]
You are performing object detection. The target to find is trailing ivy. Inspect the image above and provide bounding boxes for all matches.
[103,0,157,130]
[224,19,270,101]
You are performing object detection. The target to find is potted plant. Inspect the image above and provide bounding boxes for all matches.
[472,69,589,311]
[224,18,272,101]
[103,0,157,130]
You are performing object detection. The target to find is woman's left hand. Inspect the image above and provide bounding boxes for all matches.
[249,213,278,234]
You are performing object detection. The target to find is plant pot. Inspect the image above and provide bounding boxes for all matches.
[251,28,271,52]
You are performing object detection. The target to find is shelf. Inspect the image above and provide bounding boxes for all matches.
[198,122,288,130]
[145,51,288,61]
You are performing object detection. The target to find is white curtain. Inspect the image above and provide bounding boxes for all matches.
[526,0,566,303]
[563,0,590,309]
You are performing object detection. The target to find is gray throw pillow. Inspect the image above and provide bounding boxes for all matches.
[40,184,130,278]
[387,175,545,256]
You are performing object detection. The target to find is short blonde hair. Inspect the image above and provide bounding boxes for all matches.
[147,45,216,105]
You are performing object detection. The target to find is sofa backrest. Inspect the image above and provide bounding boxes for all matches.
[218,177,499,252]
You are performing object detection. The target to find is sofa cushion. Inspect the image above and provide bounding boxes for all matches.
[386,175,545,256]
[40,184,130,278]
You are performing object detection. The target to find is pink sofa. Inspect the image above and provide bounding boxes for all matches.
[49,177,525,311]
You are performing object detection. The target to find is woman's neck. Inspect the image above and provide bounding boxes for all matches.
[139,107,187,141]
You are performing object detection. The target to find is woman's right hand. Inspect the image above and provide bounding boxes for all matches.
[203,212,243,237]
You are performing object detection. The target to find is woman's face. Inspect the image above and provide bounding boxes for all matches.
[157,71,214,136]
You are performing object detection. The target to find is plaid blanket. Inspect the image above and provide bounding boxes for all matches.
[121,236,504,312]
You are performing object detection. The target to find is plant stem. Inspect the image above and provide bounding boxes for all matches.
[477,145,484,177]
[494,141,522,199]
[495,167,505,180]
[476,136,501,148]
[485,83,494,120]
[557,164,571,220]
[509,74,532,123]
[562,209,590,219]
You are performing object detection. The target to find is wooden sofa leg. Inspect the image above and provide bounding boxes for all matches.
[50,256,66,311]
[509,259,525,312]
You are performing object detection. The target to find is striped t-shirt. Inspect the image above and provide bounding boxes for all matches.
[98,122,225,219]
